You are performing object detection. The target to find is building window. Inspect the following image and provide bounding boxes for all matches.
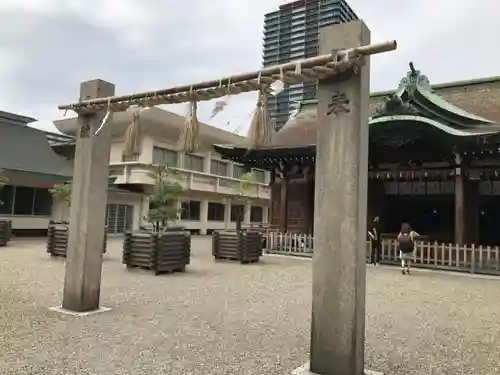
[252,169,266,183]
[122,154,139,162]
[230,204,244,222]
[250,206,263,222]
[233,164,247,179]
[181,201,201,220]
[0,185,14,215]
[33,188,53,216]
[185,154,204,172]
[210,160,228,176]
[13,186,34,215]
[207,202,225,221]
[106,204,133,234]
[0,186,53,216]
[153,146,178,166]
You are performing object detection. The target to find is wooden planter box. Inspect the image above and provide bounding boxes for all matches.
[46,221,107,257]
[0,220,12,247]
[212,230,263,264]
[122,230,191,275]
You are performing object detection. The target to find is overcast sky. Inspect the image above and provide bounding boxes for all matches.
[0,0,498,134]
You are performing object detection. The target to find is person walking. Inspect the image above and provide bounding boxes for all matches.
[397,222,419,275]
[368,216,381,266]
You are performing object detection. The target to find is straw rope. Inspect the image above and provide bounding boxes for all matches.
[247,79,273,149]
[177,92,200,152]
[59,40,396,115]
[122,111,141,156]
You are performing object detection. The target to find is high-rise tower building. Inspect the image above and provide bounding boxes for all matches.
[262,0,358,131]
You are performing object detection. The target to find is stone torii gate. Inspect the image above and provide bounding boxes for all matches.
[57,20,396,375]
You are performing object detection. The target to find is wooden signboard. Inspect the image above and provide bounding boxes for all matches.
[426,181,440,195]
[441,181,455,195]
[412,181,426,195]
[398,182,412,195]
[492,181,500,195]
[479,181,492,195]
[384,181,398,195]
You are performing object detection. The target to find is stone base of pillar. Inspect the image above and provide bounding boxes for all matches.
[49,306,112,316]
[292,362,383,375]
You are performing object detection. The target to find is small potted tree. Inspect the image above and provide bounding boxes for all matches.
[47,180,107,257]
[123,164,191,275]
[49,181,72,222]
[147,164,183,232]
[212,171,263,263]
[0,173,12,246]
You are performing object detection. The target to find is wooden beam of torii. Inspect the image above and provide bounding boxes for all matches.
[58,40,396,115]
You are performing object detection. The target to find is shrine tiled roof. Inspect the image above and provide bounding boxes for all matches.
[0,121,71,177]
[213,64,500,163]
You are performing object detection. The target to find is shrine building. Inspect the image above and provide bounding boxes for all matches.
[213,64,500,246]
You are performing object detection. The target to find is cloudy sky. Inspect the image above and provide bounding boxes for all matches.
[0,0,498,134]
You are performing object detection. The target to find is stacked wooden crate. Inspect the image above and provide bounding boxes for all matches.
[122,230,191,275]
[0,220,12,246]
[212,230,263,264]
[46,221,107,257]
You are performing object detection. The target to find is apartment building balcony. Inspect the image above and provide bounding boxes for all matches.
[109,162,271,200]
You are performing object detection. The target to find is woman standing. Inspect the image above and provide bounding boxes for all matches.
[397,222,419,275]
[368,216,381,265]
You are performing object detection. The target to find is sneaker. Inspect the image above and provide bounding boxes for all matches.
[401,268,406,275]
[406,268,411,275]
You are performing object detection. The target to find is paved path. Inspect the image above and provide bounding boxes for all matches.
[1,237,500,374]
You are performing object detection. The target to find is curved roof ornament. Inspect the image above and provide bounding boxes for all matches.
[397,62,431,93]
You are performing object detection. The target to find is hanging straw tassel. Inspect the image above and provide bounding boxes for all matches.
[247,83,272,149]
[178,99,200,152]
[123,108,141,157]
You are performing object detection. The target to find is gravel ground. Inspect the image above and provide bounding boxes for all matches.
[1,237,500,375]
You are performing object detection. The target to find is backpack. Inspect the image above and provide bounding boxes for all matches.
[398,232,414,253]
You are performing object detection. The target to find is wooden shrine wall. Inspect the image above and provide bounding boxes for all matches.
[287,178,312,233]
[270,181,282,227]
[382,180,455,195]
[269,176,314,233]
[380,180,500,196]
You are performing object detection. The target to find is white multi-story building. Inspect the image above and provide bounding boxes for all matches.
[53,107,271,234]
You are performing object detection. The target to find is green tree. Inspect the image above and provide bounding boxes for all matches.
[49,181,72,220]
[0,173,8,206]
[235,172,255,231]
[148,164,183,232]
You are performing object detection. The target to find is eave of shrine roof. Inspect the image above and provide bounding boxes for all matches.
[369,115,500,137]
[414,85,495,124]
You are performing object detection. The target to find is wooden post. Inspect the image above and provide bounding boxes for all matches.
[279,175,288,232]
[61,80,115,313]
[308,20,370,375]
[454,155,465,245]
[465,179,479,244]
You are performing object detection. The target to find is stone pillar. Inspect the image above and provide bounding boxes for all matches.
[244,201,251,224]
[203,151,212,173]
[62,79,115,312]
[200,199,209,234]
[310,21,370,375]
[224,198,232,229]
[263,205,269,224]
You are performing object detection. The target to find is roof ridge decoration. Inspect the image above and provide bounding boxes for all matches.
[397,62,432,93]
[374,62,496,126]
